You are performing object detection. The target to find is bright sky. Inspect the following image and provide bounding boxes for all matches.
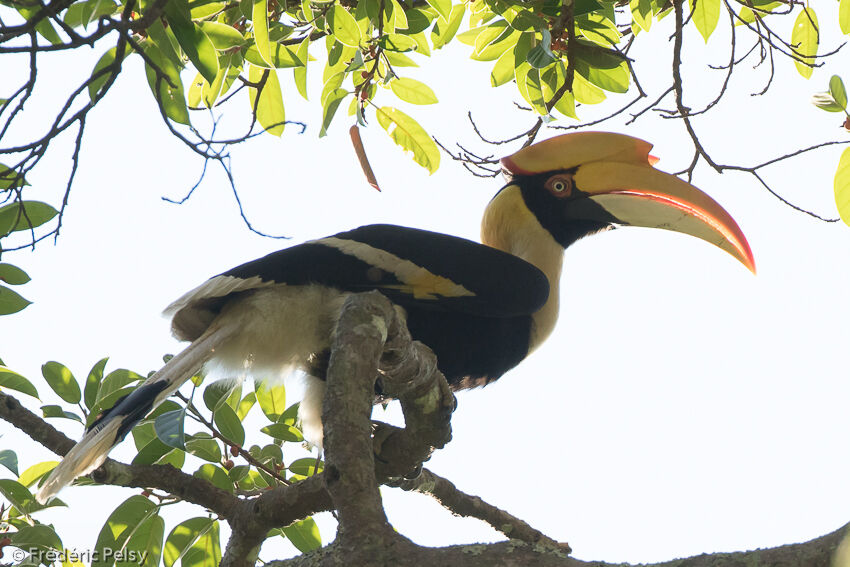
[2,3,850,564]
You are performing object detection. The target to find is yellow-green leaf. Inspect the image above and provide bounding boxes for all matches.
[431,4,465,50]
[425,0,451,22]
[198,21,245,50]
[490,47,515,87]
[18,461,58,488]
[294,36,310,99]
[202,53,233,108]
[390,77,438,105]
[791,7,818,79]
[319,88,348,137]
[0,366,39,399]
[841,0,850,35]
[252,0,273,66]
[689,0,719,42]
[248,66,285,136]
[243,44,304,68]
[329,4,362,47]
[630,0,652,32]
[515,62,547,115]
[834,147,850,226]
[376,106,440,173]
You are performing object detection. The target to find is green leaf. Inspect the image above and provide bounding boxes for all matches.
[689,0,719,42]
[0,449,19,476]
[132,438,173,465]
[254,380,286,421]
[9,524,62,554]
[64,0,119,29]
[193,464,234,493]
[213,403,245,446]
[288,457,323,476]
[182,519,221,567]
[142,39,191,125]
[17,461,58,488]
[399,9,433,34]
[185,435,222,462]
[575,48,630,93]
[390,77,438,105]
[203,381,236,412]
[198,21,245,49]
[154,408,187,450]
[841,0,850,35]
[329,4,362,47]
[164,0,219,84]
[319,88,348,138]
[830,76,847,110]
[278,402,300,425]
[834,147,850,227]
[93,495,157,567]
[15,5,62,44]
[0,263,30,285]
[85,357,109,411]
[88,46,121,102]
[425,0,451,22]
[0,366,39,398]
[791,7,818,79]
[281,517,321,553]
[163,517,216,567]
[0,164,28,190]
[41,361,81,404]
[0,200,59,236]
[87,385,135,428]
[125,513,165,567]
[376,106,440,173]
[431,4,465,50]
[526,43,557,69]
[248,66,286,136]
[97,368,144,402]
[41,404,83,422]
[260,422,304,442]
[0,478,39,514]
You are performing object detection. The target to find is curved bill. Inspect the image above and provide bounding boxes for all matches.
[574,161,756,274]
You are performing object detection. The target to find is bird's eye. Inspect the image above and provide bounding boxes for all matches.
[545,175,573,198]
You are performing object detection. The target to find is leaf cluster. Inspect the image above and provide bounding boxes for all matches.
[0,357,323,566]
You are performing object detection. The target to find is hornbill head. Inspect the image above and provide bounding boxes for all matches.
[484,131,755,274]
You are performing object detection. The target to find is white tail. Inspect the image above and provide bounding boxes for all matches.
[36,325,234,503]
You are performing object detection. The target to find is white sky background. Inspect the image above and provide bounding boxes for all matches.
[2,2,850,564]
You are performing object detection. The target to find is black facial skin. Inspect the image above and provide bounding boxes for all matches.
[505,170,619,248]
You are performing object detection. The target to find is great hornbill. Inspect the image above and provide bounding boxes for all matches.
[36,131,754,503]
